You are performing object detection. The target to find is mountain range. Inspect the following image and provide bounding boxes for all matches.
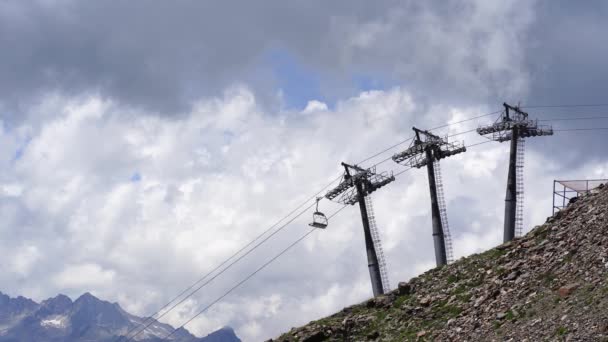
[0,291,241,342]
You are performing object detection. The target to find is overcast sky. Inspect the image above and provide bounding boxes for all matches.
[1,1,608,341]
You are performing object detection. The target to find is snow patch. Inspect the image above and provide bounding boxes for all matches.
[40,315,68,329]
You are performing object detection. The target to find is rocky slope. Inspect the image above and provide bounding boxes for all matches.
[0,292,241,342]
[272,184,608,341]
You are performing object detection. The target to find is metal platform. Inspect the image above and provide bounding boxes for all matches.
[553,179,607,214]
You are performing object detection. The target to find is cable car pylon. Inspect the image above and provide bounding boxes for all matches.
[477,103,553,242]
[392,127,466,266]
[325,162,395,297]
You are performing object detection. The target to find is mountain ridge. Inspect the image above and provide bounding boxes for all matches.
[271,183,608,341]
[0,291,240,342]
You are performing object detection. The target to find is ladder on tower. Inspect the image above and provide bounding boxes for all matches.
[434,161,454,264]
[365,195,391,293]
[515,137,525,237]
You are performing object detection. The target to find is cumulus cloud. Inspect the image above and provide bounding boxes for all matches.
[8,244,41,278]
[1,85,605,340]
[52,263,116,289]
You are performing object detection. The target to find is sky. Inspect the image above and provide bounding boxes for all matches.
[1,1,608,341]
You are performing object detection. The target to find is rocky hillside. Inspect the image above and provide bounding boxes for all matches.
[272,184,608,341]
[0,292,241,342]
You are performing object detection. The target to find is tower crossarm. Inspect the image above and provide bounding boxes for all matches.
[367,172,396,194]
[392,142,430,163]
[477,103,553,142]
[436,141,466,159]
[478,120,554,142]
[325,163,396,205]
[520,123,554,138]
[476,118,537,134]
[477,121,517,135]
[393,127,466,167]
[325,178,353,200]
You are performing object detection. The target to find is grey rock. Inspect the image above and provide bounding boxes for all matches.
[0,292,240,342]
[273,185,608,342]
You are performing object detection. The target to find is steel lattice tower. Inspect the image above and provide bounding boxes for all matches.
[477,103,553,242]
[392,127,466,266]
[325,163,395,297]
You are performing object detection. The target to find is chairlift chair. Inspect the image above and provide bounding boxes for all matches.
[309,197,328,229]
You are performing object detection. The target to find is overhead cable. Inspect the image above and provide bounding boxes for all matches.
[160,205,349,341]
[118,175,342,342]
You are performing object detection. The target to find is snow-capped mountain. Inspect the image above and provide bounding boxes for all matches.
[0,291,240,342]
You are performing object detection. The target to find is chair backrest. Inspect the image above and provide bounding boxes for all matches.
[310,212,328,229]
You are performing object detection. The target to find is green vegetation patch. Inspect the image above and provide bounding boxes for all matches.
[447,274,459,284]
[480,248,507,260]
[541,271,556,286]
[556,326,568,336]
[393,294,411,308]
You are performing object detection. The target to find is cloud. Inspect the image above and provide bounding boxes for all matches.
[0,0,538,120]
[8,244,41,278]
[52,263,116,289]
[323,0,534,102]
[302,100,328,114]
[2,84,606,340]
